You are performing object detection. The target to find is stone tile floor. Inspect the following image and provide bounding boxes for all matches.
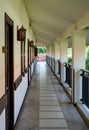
[15,61,89,130]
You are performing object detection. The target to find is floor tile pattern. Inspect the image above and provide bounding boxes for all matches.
[15,62,89,130]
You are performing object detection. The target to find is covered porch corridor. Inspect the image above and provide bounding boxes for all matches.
[1,1,89,130]
[15,61,88,130]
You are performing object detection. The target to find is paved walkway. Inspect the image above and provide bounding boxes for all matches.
[15,61,89,130]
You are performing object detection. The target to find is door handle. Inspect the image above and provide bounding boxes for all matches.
[6,87,8,90]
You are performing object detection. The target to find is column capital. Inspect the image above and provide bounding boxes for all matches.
[72,29,86,38]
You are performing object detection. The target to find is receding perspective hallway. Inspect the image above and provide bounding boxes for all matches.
[15,61,89,130]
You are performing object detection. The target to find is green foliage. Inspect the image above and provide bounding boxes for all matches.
[68,48,72,57]
[68,47,72,65]
[86,48,89,70]
[67,46,89,70]
[37,47,46,54]
[68,57,72,65]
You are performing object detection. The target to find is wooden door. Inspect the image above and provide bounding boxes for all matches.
[28,40,30,86]
[5,13,14,130]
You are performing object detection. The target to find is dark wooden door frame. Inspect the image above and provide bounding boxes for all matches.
[27,39,30,86]
[24,41,26,71]
[21,41,23,75]
[30,45,32,79]
[5,13,14,130]
[21,41,26,76]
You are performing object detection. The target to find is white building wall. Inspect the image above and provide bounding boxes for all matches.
[14,73,28,123]
[0,0,35,129]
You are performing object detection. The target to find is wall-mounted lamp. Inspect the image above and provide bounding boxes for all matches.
[17,25,26,41]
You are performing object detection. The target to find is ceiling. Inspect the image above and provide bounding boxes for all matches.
[24,0,89,45]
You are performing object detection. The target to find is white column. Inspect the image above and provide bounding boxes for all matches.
[72,29,86,103]
[51,44,55,71]
[60,39,68,83]
[48,45,52,67]
[46,46,50,65]
[54,41,60,75]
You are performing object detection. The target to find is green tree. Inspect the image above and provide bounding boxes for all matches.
[68,57,72,65]
[86,48,89,70]
[43,47,46,53]
[37,47,46,54]
[38,48,43,54]
[68,47,72,65]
